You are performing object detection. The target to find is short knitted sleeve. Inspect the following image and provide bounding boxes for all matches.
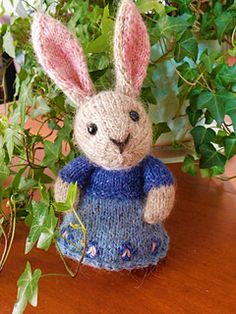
[59,156,95,189]
[142,155,174,195]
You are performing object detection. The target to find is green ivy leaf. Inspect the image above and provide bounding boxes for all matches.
[191,126,216,153]
[37,208,58,251]
[0,115,8,136]
[53,202,71,212]
[173,0,192,11]
[152,122,171,143]
[214,130,227,147]
[3,30,15,58]
[42,140,61,166]
[65,182,77,208]
[220,92,236,132]
[31,96,50,119]
[228,1,236,11]
[199,143,226,169]
[228,47,236,57]
[12,168,26,189]
[25,201,48,254]
[204,110,214,125]
[85,34,108,54]
[18,178,37,191]
[0,163,10,183]
[4,128,15,160]
[85,5,114,54]
[215,11,235,42]
[176,62,198,85]
[216,64,236,86]
[174,30,198,62]
[181,155,197,176]
[209,165,225,176]
[224,134,236,160]
[18,78,32,128]
[57,116,73,141]
[186,105,202,126]
[200,168,211,178]
[197,91,225,125]
[34,169,53,184]
[141,87,156,104]
[156,15,190,40]
[137,0,165,15]
[13,262,41,314]
[53,182,78,212]
[39,182,50,203]
[200,50,219,74]
[100,5,113,34]
[165,6,177,14]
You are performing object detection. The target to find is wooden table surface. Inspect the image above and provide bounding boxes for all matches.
[1,162,236,314]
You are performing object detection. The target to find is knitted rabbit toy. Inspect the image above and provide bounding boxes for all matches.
[31,0,175,271]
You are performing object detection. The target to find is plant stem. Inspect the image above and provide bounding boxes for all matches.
[175,69,196,86]
[0,196,16,271]
[59,234,83,253]
[55,241,77,278]
[216,175,236,181]
[7,200,13,239]
[0,224,8,271]
[231,25,236,48]
[41,273,68,278]
[24,134,47,169]
[55,208,86,278]
[2,67,7,116]
[223,122,231,134]
[153,36,176,64]
[22,0,37,11]
[0,206,7,221]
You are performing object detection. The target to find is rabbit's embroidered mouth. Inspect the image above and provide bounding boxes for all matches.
[110,134,130,154]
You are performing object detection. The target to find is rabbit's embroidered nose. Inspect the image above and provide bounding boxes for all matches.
[110,134,130,154]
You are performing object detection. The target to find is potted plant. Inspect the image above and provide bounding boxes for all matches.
[0,0,236,313]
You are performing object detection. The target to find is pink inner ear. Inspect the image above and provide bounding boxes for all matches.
[115,1,150,97]
[44,39,87,93]
[32,14,94,103]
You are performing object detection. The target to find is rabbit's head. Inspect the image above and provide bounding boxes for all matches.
[32,0,152,169]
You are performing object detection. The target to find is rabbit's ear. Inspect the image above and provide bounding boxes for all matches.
[31,13,95,105]
[114,0,150,98]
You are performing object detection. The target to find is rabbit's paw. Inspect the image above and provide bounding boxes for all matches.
[143,185,175,224]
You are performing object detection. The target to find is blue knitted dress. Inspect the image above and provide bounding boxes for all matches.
[57,155,174,270]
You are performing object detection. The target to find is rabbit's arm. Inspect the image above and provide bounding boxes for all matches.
[143,185,175,224]
[54,155,94,207]
[142,155,175,224]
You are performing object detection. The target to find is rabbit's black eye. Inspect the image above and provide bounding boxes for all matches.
[87,123,97,135]
[129,111,140,122]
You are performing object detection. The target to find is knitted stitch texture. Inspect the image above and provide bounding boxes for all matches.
[32,0,176,271]
[57,155,173,270]
[58,197,170,271]
[59,155,174,199]
[32,12,95,105]
[73,91,152,169]
[114,0,150,97]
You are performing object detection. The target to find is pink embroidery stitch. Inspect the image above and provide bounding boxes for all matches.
[62,230,68,238]
[151,241,158,252]
[122,248,131,259]
[87,245,97,258]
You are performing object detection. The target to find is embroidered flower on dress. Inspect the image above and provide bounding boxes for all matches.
[62,230,68,239]
[119,242,137,261]
[150,238,162,255]
[86,241,99,258]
